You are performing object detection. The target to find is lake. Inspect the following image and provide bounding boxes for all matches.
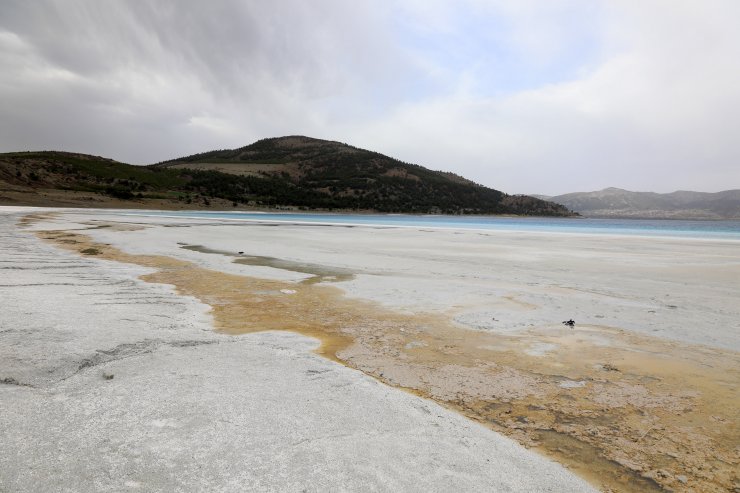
[120,210,740,240]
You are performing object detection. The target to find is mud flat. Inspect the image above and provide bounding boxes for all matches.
[7,207,740,492]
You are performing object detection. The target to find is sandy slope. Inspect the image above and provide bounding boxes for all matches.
[0,207,595,492]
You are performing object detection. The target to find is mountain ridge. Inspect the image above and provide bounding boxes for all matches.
[158,135,482,186]
[0,136,573,216]
[154,135,558,214]
[541,187,740,219]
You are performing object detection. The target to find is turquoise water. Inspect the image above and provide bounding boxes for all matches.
[122,211,740,240]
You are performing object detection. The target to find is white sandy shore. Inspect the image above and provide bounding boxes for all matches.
[1,207,596,491]
[40,208,740,351]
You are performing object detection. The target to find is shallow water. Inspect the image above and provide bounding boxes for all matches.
[117,210,740,240]
[180,244,355,284]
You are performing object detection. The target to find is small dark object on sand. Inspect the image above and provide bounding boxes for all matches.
[102,372,114,380]
[562,319,575,328]
[238,251,244,254]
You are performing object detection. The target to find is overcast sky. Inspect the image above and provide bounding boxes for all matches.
[1,1,738,195]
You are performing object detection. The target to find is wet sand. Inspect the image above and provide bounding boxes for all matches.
[19,210,740,492]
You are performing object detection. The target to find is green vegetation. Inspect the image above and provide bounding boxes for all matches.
[158,136,573,215]
[0,139,574,216]
[1,151,185,202]
[4,151,184,188]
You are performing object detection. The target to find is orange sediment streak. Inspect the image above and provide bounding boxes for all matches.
[37,226,739,493]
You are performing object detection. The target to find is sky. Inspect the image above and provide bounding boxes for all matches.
[1,1,738,195]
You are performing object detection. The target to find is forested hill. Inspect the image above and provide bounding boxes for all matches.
[0,136,573,216]
[155,136,572,215]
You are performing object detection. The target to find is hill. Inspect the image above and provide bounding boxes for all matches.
[544,187,740,219]
[0,151,190,208]
[0,137,573,215]
[155,136,572,215]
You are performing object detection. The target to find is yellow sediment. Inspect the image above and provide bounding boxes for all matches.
[34,225,739,493]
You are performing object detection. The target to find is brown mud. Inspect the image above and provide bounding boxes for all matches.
[30,220,740,493]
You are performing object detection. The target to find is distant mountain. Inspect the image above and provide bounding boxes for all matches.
[543,187,740,219]
[0,137,573,216]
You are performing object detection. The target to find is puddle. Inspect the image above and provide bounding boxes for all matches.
[181,244,355,284]
[34,226,740,493]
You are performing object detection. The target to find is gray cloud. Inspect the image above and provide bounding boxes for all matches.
[1,0,738,194]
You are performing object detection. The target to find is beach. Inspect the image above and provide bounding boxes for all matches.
[2,207,738,492]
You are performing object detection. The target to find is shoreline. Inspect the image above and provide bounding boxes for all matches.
[114,210,740,241]
[0,208,596,492]
[41,209,739,352]
[15,208,740,492]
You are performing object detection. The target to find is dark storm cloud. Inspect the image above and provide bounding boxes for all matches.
[0,1,409,161]
[1,0,738,194]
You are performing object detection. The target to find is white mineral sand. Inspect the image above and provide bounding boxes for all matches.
[45,208,740,351]
[1,207,595,492]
